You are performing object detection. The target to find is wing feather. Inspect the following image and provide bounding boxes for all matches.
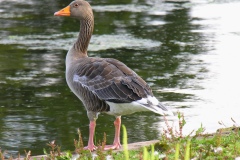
[71,58,153,103]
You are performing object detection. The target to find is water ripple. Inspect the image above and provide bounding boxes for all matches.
[0,33,161,51]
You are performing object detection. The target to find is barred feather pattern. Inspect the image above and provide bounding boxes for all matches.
[66,58,154,114]
[74,18,93,55]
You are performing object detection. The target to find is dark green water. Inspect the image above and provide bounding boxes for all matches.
[1,0,240,157]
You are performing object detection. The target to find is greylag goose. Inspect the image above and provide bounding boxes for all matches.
[54,0,173,151]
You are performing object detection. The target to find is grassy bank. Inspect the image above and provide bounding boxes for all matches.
[1,113,239,160]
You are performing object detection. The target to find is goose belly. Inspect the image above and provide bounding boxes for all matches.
[66,70,85,102]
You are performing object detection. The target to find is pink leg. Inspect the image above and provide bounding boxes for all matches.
[104,116,121,150]
[84,121,97,151]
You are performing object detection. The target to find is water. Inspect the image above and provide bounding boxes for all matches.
[1,0,240,157]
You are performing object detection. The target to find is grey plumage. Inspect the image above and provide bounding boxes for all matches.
[66,57,154,113]
[54,0,173,151]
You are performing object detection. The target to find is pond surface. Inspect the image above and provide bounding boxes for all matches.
[1,0,240,157]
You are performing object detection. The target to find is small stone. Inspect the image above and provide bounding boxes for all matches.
[214,147,223,153]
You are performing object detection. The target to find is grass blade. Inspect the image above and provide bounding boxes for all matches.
[143,147,148,160]
[184,139,191,160]
[175,143,180,160]
[122,125,129,160]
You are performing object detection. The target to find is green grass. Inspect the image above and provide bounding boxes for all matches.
[122,125,129,160]
[0,113,240,160]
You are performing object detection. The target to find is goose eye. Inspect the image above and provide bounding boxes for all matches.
[74,3,79,7]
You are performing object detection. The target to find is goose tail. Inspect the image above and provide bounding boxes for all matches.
[136,95,174,116]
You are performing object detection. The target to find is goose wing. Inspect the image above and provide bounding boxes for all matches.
[72,58,153,103]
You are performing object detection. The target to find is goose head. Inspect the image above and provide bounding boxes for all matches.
[54,0,93,20]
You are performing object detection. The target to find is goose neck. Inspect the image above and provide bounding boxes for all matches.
[73,18,94,56]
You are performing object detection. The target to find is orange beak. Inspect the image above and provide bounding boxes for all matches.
[54,6,71,16]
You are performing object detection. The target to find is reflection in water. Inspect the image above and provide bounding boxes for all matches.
[182,1,240,134]
[0,0,240,157]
